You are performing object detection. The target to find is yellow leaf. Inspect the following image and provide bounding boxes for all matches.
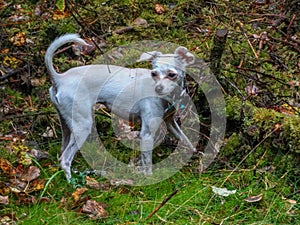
[52,10,70,20]
[9,32,26,47]
[2,56,21,68]
[72,187,88,202]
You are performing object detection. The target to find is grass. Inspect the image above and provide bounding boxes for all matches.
[1,149,299,224]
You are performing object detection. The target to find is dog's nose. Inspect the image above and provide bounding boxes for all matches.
[155,85,163,94]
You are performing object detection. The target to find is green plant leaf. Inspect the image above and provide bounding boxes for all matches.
[56,0,65,11]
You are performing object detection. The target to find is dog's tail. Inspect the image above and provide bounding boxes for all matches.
[45,33,89,78]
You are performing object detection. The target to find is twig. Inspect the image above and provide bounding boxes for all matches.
[0,65,28,81]
[145,189,178,220]
[287,14,296,35]
[221,125,280,185]
[237,21,259,60]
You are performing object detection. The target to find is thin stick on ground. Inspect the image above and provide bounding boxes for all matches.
[145,189,178,220]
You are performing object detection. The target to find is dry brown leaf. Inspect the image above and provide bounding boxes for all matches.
[245,84,259,96]
[244,194,263,203]
[154,3,166,14]
[287,80,300,87]
[27,179,45,193]
[53,10,70,20]
[0,182,10,196]
[41,126,54,138]
[72,39,95,56]
[28,149,49,160]
[17,192,36,204]
[31,77,46,87]
[9,178,27,193]
[72,187,88,202]
[82,200,108,219]
[60,196,67,206]
[21,166,40,182]
[0,158,16,175]
[0,195,9,205]
[132,18,148,28]
[0,214,16,225]
[85,176,101,189]
[0,1,8,10]
[0,48,9,54]
[282,196,297,204]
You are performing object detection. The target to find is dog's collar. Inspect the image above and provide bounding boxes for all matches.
[163,70,187,114]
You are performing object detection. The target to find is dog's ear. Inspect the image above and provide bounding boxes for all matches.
[137,51,162,62]
[175,47,195,66]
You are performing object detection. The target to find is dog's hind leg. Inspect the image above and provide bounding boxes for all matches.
[59,109,93,180]
[57,111,71,153]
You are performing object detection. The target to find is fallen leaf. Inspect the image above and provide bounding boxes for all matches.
[52,10,70,20]
[0,195,9,205]
[41,126,54,138]
[154,3,166,14]
[0,158,16,175]
[21,166,40,182]
[85,176,101,189]
[60,196,67,206]
[245,84,259,96]
[110,178,134,186]
[72,39,95,56]
[82,200,108,219]
[28,148,49,160]
[0,1,8,10]
[17,151,32,166]
[0,214,16,225]
[132,18,148,28]
[30,77,46,87]
[212,186,236,197]
[17,192,36,204]
[282,196,297,204]
[287,80,299,87]
[39,197,51,203]
[2,55,21,68]
[0,182,10,195]
[27,179,45,193]
[9,32,26,47]
[0,48,9,54]
[7,14,29,22]
[9,178,27,193]
[244,194,263,203]
[72,188,88,202]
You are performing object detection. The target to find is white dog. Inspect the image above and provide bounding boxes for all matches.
[45,34,196,180]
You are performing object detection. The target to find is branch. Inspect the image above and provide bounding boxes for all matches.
[0,66,28,81]
[210,28,228,77]
[145,189,178,220]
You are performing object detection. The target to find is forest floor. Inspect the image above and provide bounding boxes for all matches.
[0,0,299,224]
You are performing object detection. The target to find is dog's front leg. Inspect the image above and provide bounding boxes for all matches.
[167,119,196,152]
[140,133,153,175]
[139,115,163,175]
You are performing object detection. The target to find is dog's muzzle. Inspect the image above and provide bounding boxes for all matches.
[155,85,164,94]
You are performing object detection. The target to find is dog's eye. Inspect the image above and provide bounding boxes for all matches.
[168,73,177,79]
[151,71,158,78]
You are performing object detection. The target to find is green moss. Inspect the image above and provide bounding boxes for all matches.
[222,132,242,156]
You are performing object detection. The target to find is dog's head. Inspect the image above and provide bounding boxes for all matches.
[137,47,194,95]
